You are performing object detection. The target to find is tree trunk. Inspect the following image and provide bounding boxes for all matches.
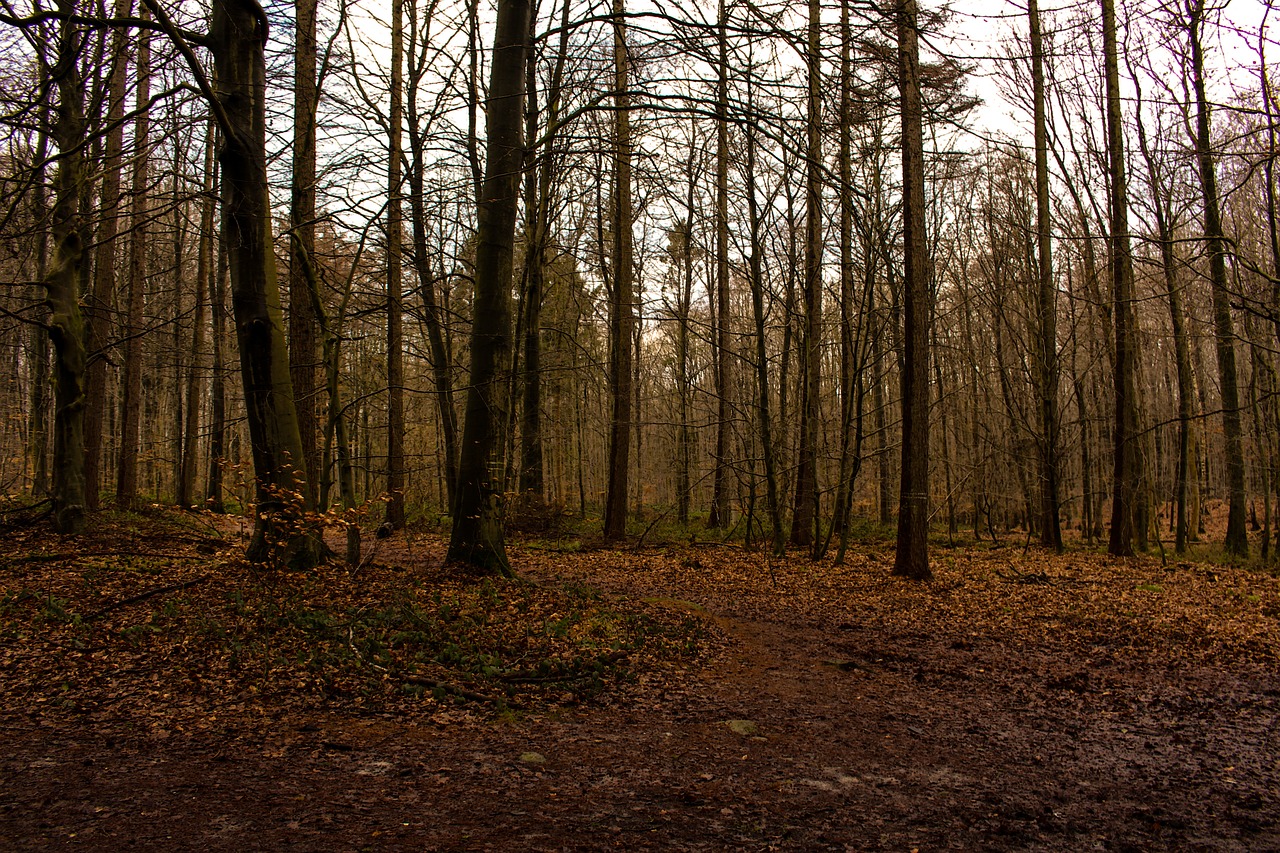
[445,0,530,575]
[517,0,556,500]
[744,79,785,557]
[45,0,88,534]
[893,0,931,581]
[790,0,822,549]
[385,0,407,529]
[406,3,460,510]
[1132,73,1194,554]
[84,0,132,511]
[179,124,215,508]
[1188,0,1248,556]
[289,0,320,509]
[209,0,321,567]
[830,0,855,548]
[708,0,732,530]
[603,0,634,542]
[28,128,51,501]
[206,180,228,514]
[116,9,150,509]
[1029,0,1062,552]
[1102,0,1138,557]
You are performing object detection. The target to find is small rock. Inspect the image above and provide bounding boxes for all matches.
[519,751,546,765]
[725,720,759,736]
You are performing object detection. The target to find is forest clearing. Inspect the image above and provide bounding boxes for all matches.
[6,0,1280,846]
[1,506,1277,850]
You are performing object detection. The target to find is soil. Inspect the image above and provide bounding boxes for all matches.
[2,521,1279,851]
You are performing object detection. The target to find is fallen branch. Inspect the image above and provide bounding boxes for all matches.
[88,575,211,620]
[995,563,1055,586]
[500,650,631,683]
[402,676,512,707]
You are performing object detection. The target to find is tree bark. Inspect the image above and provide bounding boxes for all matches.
[708,0,731,530]
[115,9,150,509]
[178,124,216,508]
[1102,0,1138,557]
[45,0,88,534]
[385,0,407,529]
[1029,0,1062,552]
[84,0,132,511]
[289,0,320,509]
[445,0,530,575]
[1188,0,1248,556]
[603,0,634,542]
[206,176,228,514]
[1132,72,1194,554]
[893,0,932,581]
[790,0,822,549]
[744,84,785,556]
[209,0,321,567]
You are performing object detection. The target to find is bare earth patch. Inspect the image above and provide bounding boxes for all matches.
[1,512,1278,850]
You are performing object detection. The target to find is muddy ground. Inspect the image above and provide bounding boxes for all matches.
[2,524,1278,851]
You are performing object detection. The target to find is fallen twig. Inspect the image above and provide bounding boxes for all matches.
[88,575,211,620]
[402,676,511,707]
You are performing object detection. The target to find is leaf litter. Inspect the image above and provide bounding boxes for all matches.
[1,508,1278,850]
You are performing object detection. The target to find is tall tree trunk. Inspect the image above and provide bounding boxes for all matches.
[1102,0,1138,557]
[206,171,228,514]
[790,0,822,549]
[1132,74,1194,554]
[208,0,322,567]
[893,0,931,580]
[385,0,407,529]
[296,234,361,564]
[708,0,732,529]
[406,0,460,510]
[289,0,320,509]
[744,80,785,557]
[675,205,693,526]
[1188,0,1248,556]
[518,0,570,502]
[84,0,132,511]
[179,124,215,508]
[28,131,50,499]
[603,0,634,542]
[466,0,484,208]
[45,0,88,534]
[445,0,530,575]
[116,9,151,509]
[1029,0,1062,551]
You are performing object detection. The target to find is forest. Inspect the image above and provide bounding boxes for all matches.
[1,0,1280,848]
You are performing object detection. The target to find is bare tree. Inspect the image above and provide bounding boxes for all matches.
[446,0,531,574]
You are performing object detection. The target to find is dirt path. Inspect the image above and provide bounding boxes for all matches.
[4,552,1279,851]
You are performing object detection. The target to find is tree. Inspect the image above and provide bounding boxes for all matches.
[707,0,732,530]
[289,0,320,510]
[385,0,407,530]
[893,0,931,581]
[1102,0,1139,557]
[43,0,88,534]
[790,0,822,549]
[83,0,131,511]
[1187,0,1248,556]
[445,0,531,575]
[175,0,324,566]
[603,0,634,542]
[178,123,215,508]
[115,7,151,509]
[1028,0,1062,552]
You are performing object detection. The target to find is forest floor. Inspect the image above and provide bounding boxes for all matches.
[1,506,1279,851]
